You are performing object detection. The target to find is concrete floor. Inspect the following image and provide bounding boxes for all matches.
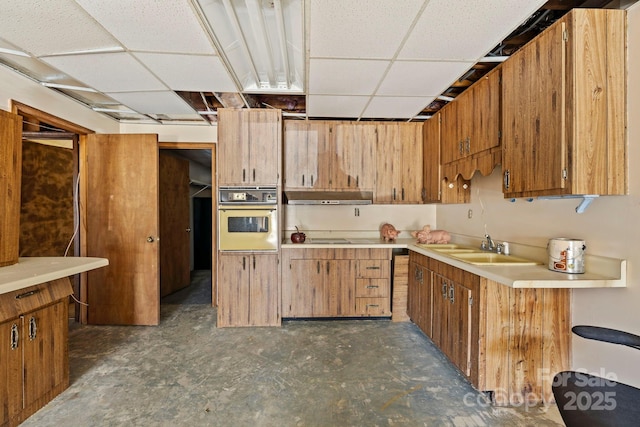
[22,271,564,426]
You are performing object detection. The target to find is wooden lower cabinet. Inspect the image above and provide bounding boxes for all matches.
[217,253,280,327]
[282,248,391,318]
[0,278,72,427]
[408,251,570,405]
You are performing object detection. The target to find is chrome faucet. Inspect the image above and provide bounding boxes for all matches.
[481,234,495,251]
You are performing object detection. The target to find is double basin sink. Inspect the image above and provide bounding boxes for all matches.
[416,244,540,266]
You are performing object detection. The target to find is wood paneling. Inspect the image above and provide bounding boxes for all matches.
[392,254,409,322]
[19,141,75,257]
[0,109,22,267]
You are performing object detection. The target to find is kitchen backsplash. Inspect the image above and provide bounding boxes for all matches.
[283,204,436,237]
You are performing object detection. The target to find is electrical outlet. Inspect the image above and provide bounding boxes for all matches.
[468,209,473,219]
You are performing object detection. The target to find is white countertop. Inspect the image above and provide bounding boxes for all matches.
[282,237,626,289]
[0,257,109,295]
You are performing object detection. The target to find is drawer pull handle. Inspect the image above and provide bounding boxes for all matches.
[365,266,381,270]
[366,285,379,289]
[15,290,39,299]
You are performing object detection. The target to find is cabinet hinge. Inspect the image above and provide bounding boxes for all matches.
[562,169,568,180]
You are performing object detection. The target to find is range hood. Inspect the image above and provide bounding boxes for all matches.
[284,190,373,205]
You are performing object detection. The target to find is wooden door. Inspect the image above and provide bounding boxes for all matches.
[375,123,401,203]
[333,123,376,190]
[471,69,501,155]
[248,109,280,185]
[418,265,432,337]
[431,273,448,350]
[288,259,328,316]
[84,133,160,325]
[283,120,310,189]
[502,21,566,195]
[217,109,249,186]
[159,153,191,298]
[0,109,22,267]
[422,113,441,203]
[22,301,68,411]
[326,260,355,316]
[407,259,422,328]
[249,254,279,326]
[217,253,250,327]
[440,102,459,165]
[399,122,423,203]
[0,318,22,425]
[449,281,472,377]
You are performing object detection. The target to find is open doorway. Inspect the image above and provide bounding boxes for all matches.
[159,146,215,307]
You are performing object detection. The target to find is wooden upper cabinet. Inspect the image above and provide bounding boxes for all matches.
[0,109,22,267]
[217,108,281,186]
[332,122,376,190]
[375,122,423,203]
[502,9,626,198]
[422,112,471,204]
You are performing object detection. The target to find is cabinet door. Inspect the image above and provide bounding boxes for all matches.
[399,123,423,203]
[284,121,311,189]
[249,254,279,326]
[326,260,355,316]
[502,21,566,195]
[422,113,441,203]
[333,123,377,190]
[217,109,250,186]
[471,69,501,155]
[417,266,432,337]
[217,254,251,327]
[448,281,472,377]
[440,101,460,165]
[0,319,22,425]
[431,273,449,350]
[309,121,333,190]
[287,260,329,317]
[407,261,420,325]
[374,123,399,203]
[248,109,280,186]
[0,109,22,267]
[23,301,68,410]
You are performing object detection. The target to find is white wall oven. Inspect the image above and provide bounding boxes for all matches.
[218,187,278,251]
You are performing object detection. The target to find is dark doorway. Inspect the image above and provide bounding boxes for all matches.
[193,197,212,270]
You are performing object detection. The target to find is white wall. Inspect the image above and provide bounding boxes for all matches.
[437,4,640,388]
[283,204,436,238]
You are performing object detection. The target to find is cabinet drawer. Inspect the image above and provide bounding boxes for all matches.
[356,279,389,297]
[356,298,390,316]
[357,260,389,278]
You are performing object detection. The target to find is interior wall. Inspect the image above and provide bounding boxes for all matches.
[436,3,640,388]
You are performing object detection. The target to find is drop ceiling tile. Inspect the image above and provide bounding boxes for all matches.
[377,61,473,97]
[400,0,547,60]
[307,95,370,118]
[0,0,119,56]
[42,52,166,92]
[309,0,425,59]
[308,59,389,95]
[134,53,237,92]
[107,91,196,115]
[362,96,433,119]
[75,0,216,54]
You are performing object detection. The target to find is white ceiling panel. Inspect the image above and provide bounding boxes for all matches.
[42,52,167,93]
[0,0,119,56]
[308,59,389,95]
[400,0,547,60]
[107,91,196,115]
[309,0,425,59]
[75,0,217,54]
[377,61,473,97]
[134,53,237,92]
[307,95,370,118]
[362,96,433,119]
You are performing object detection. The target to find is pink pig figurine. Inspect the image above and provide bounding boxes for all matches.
[380,223,401,242]
[411,225,451,244]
